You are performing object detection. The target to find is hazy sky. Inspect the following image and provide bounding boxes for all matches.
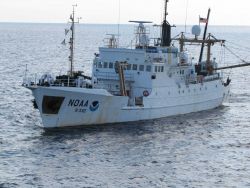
[0,0,250,25]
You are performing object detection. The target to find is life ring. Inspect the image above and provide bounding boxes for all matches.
[143,90,149,97]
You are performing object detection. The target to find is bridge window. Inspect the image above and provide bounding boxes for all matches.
[127,64,132,70]
[133,64,138,71]
[109,62,113,69]
[104,62,108,68]
[146,65,152,72]
[139,65,144,71]
[161,66,164,72]
[155,66,158,72]
[158,66,161,72]
[98,62,103,68]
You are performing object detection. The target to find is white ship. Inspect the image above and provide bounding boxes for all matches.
[23,1,236,128]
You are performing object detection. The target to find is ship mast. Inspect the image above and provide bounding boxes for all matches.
[69,5,77,77]
[161,0,171,47]
[199,8,211,63]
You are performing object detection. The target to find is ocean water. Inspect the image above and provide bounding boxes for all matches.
[0,23,250,187]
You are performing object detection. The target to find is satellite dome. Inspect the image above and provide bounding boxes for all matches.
[191,25,201,37]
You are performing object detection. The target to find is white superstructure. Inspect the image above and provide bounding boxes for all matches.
[23,2,231,128]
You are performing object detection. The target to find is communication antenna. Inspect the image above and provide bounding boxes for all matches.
[117,0,121,46]
[68,4,81,77]
[184,0,189,33]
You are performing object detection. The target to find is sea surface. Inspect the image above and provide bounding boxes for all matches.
[0,23,250,188]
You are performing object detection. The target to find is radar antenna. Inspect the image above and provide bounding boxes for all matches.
[129,21,153,24]
[129,21,152,48]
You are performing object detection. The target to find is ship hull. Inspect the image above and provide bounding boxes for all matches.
[30,80,230,128]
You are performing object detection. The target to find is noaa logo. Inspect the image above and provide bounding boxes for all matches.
[68,99,100,113]
[89,101,99,112]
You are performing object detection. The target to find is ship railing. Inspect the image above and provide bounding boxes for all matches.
[22,73,90,88]
[22,75,37,87]
[50,78,90,88]
[186,73,220,85]
[150,38,161,47]
[22,72,42,87]
[203,73,221,82]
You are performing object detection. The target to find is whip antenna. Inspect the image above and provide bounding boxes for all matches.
[184,0,189,33]
[117,0,121,46]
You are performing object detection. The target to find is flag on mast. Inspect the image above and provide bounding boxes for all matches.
[199,17,208,24]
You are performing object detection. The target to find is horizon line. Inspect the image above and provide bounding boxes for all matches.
[0,21,250,27]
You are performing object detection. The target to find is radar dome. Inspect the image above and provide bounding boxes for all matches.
[191,25,201,37]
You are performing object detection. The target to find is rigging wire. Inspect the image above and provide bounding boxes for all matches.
[226,43,250,53]
[223,46,233,78]
[172,33,182,40]
[224,45,249,64]
[227,40,250,52]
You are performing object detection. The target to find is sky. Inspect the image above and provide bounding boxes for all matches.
[0,0,250,25]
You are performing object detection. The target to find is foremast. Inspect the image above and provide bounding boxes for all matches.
[68,5,80,77]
